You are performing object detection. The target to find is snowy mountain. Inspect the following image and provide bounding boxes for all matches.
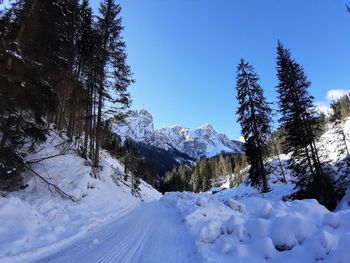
[113,110,243,159]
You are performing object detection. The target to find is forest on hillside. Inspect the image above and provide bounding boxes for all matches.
[0,0,152,192]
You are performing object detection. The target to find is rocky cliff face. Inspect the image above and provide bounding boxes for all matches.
[113,110,243,160]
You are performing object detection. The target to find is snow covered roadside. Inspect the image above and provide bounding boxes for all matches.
[0,131,161,263]
[161,118,350,262]
[163,185,350,263]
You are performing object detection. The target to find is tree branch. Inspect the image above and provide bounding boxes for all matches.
[22,163,77,202]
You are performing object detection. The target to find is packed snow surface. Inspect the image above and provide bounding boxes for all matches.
[10,201,200,263]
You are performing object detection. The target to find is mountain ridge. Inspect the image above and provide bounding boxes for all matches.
[113,109,243,160]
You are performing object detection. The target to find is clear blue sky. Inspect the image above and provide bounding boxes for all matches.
[91,0,350,141]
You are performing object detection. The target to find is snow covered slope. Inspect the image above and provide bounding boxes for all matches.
[113,109,243,159]
[160,117,350,262]
[164,189,350,263]
[163,178,350,263]
[0,129,161,261]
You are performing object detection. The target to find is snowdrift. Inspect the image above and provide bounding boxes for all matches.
[163,186,350,263]
[162,118,350,263]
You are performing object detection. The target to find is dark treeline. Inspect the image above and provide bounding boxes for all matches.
[0,0,135,191]
[164,153,247,193]
[235,42,350,210]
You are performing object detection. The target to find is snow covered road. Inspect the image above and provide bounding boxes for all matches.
[33,201,200,263]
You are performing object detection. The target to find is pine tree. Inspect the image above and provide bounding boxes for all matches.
[235,59,272,192]
[0,0,135,191]
[94,0,133,168]
[199,160,211,192]
[0,0,72,190]
[276,42,336,208]
[191,166,202,193]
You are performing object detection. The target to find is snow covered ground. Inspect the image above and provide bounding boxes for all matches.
[160,118,350,263]
[0,130,161,262]
[163,185,350,263]
[34,201,200,263]
[1,118,349,263]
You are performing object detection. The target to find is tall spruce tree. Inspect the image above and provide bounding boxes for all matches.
[236,59,272,192]
[0,0,76,190]
[276,42,336,209]
[94,0,133,168]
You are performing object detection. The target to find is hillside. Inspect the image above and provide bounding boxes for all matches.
[0,129,161,261]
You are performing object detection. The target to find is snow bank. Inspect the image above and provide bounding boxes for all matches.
[163,187,350,263]
[162,118,350,262]
[0,130,161,262]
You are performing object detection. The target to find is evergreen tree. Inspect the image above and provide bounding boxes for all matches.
[199,160,211,192]
[0,0,79,190]
[191,166,202,193]
[276,42,336,209]
[0,0,135,191]
[235,59,272,192]
[94,0,133,168]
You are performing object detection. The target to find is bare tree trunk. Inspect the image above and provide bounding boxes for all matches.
[83,94,90,159]
[94,78,103,168]
[272,139,286,182]
[89,85,95,160]
[94,83,103,168]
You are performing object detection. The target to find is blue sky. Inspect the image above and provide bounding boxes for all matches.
[91,0,350,141]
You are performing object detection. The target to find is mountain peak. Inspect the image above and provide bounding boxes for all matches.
[114,109,243,159]
[129,109,154,130]
[197,123,214,131]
